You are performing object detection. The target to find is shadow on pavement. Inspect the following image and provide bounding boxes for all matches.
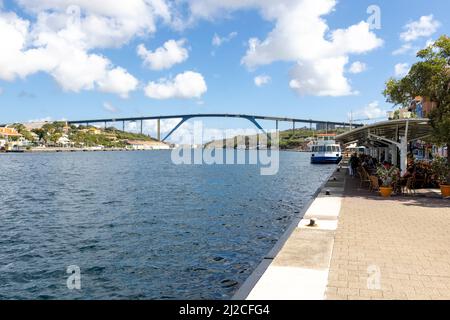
[343,170,450,209]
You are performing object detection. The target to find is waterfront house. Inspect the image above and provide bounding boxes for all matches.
[17,137,32,148]
[0,127,22,150]
[0,138,6,149]
[387,96,439,121]
[126,140,170,150]
[89,127,102,135]
[0,127,22,139]
[408,96,438,118]
[80,127,103,135]
[56,135,72,148]
[383,94,448,161]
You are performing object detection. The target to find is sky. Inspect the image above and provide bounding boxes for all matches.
[0,0,449,141]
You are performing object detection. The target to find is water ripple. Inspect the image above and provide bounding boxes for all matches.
[0,151,335,299]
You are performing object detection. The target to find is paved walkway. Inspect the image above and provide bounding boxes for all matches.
[326,176,450,300]
[242,169,346,300]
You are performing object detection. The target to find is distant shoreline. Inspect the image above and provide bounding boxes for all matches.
[1,147,312,154]
[0,147,171,153]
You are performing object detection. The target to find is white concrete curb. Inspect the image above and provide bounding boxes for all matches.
[234,168,346,300]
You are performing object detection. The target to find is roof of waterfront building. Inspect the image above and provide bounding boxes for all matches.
[127,140,155,145]
[335,118,433,146]
[126,140,169,146]
[0,127,22,137]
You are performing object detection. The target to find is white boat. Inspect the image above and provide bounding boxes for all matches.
[310,134,342,164]
[344,144,366,157]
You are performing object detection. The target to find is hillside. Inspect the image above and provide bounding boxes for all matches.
[205,128,348,150]
[10,121,162,148]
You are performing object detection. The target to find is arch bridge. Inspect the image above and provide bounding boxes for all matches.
[67,114,363,142]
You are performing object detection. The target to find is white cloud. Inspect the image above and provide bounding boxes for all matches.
[15,0,173,48]
[348,61,367,74]
[254,75,271,87]
[289,56,356,97]
[395,63,410,77]
[393,16,440,55]
[239,8,383,66]
[137,39,189,70]
[103,102,119,113]
[97,68,138,98]
[0,1,386,99]
[392,43,415,56]
[394,38,436,57]
[186,0,382,97]
[144,71,207,99]
[400,15,440,42]
[212,31,237,47]
[0,1,175,97]
[351,101,387,120]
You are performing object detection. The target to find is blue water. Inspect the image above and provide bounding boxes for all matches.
[0,151,335,299]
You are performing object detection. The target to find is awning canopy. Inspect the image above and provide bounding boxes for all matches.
[336,119,433,174]
[336,119,432,146]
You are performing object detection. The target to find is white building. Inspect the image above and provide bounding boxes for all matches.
[57,135,72,147]
[126,140,171,150]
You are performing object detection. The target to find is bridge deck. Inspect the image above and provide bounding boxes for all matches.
[66,113,363,128]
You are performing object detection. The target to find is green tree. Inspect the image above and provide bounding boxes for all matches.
[32,128,47,142]
[383,35,450,162]
[49,132,62,144]
[11,123,35,142]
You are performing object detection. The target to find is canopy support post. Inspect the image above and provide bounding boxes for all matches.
[399,121,409,175]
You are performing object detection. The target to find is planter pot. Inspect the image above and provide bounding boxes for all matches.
[380,187,393,197]
[440,184,450,197]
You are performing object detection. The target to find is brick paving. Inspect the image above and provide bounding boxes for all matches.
[325,176,450,300]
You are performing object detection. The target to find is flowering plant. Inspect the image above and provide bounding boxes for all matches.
[376,165,400,187]
[431,157,450,185]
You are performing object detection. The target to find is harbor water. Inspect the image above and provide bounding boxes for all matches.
[0,151,335,299]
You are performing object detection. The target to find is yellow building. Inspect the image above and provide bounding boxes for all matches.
[88,127,102,135]
[80,127,103,135]
[0,127,22,150]
[0,127,22,138]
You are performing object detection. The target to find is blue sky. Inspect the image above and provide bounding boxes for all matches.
[0,0,449,138]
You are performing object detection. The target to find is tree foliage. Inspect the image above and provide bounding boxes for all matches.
[383,35,450,150]
[25,121,156,147]
[11,123,34,141]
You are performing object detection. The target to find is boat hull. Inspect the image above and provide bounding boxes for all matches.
[311,156,342,164]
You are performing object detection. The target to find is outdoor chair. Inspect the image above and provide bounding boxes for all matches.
[358,167,371,189]
[369,176,380,192]
[403,177,416,195]
[393,181,402,195]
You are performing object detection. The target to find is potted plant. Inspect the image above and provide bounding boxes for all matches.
[431,157,450,197]
[376,165,400,197]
